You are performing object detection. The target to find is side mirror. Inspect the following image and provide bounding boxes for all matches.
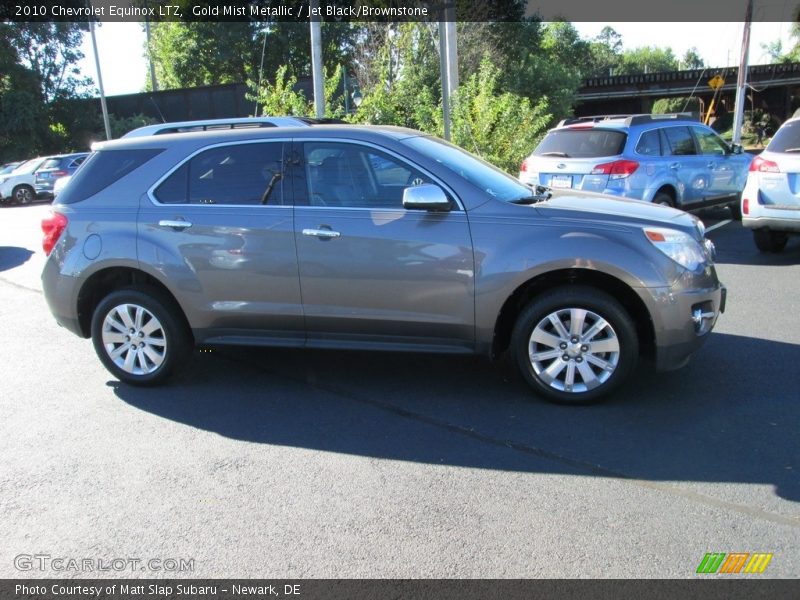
[730,143,744,155]
[403,183,452,212]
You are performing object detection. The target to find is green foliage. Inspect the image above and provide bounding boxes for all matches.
[448,59,551,174]
[108,114,159,139]
[681,48,705,69]
[147,22,358,91]
[246,66,310,117]
[652,97,701,115]
[617,46,678,75]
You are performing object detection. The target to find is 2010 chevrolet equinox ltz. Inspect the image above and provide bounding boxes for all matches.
[41,125,726,404]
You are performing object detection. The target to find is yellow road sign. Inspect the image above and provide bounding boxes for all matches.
[708,75,725,90]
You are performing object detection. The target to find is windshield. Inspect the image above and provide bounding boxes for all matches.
[534,128,627,158]
[402,135,532,202]
[13,158,45,175]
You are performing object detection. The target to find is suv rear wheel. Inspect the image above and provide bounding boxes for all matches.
[91,287,191,385]
[753,229,788,253]
[511,286,638,404]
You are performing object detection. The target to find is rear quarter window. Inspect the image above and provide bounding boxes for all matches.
[57,149,163,205]
[768,120,800,153]
[533,129,627,158]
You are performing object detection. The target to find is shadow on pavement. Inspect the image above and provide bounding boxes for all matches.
[0,246,34,272]
[110,330,800,502]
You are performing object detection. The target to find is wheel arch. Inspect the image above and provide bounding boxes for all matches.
[491,268,655,360]
[76,266,190,340]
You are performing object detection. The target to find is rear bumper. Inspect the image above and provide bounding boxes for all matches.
[742,213,800,233]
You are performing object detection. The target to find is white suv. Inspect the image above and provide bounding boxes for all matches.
[741,117,800,252]
[0,157,46,205]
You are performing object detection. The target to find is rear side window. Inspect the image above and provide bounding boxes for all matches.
[40,158,62,170]
[58,149,163,205]
[154,142,285,206]
[533,129,626,158]
[635,130,662,156]
[662,127,697,156]
[768,120,800,152]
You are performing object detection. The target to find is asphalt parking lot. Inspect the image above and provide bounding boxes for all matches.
[0,201,798,578]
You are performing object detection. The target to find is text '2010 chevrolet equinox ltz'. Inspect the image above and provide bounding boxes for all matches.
[41,125,725,404]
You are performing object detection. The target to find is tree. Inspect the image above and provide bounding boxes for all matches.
[448,58,551,173]
[2,23,91,103]
[681,47,705,69]
[147,22,358,91]
[586,27,623,77]
[617,46,679,75]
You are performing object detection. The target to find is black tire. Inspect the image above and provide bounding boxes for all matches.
[510,286,639,405]
[653,192,675,208]
[91,287,192,386]
[12,185,35,205]
[728,200,742,221]
[753,229,788,253]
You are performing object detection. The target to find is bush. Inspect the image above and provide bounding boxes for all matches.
[652,97,701,115]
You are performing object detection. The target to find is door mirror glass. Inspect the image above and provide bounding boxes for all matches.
[402,183,451,211]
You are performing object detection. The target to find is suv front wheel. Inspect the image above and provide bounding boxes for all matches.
[511,286,638,404]
[91,287,191,385]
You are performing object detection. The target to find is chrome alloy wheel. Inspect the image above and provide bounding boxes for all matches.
[101,303,167,375]
[528,308,620,394]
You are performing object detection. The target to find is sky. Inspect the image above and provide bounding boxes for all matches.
[78,21,796,97]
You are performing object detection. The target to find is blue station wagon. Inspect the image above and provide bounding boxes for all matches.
[519,114,753,217]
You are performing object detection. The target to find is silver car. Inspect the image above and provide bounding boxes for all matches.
[41,126,725,404]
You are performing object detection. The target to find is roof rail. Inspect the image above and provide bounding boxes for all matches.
[122,116,325,138]
[558,112,700,128]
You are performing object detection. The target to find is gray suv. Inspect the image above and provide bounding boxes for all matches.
[41,125,725,404]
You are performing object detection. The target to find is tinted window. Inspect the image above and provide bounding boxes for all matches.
[404,135,530,202]
[692,127,728,155]
[635,130,662,156]
[768,120,800,152]
[301,142,429,209]
[663,127,697,155]
[41,158,63,170]
[533,129,626,158]
[58,149,163,205]
[155,142,285,205]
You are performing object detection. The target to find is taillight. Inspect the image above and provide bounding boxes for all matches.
[52,170,68,178]
[591,159,640,179]
[42,212,68,256]
[749,156,779,172]
[742,198,749,215]
[520,158,529,173]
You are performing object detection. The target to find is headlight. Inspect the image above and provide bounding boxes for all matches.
[643,227,707,271]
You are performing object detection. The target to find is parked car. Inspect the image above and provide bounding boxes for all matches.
[41,125,725,404]
[741,116,800,252]
[519,113,752,217]
[0,162,21,176]
[34,152,89,198]
[0,157,48,205]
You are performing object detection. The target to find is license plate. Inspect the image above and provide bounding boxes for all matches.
[550,175,572,188]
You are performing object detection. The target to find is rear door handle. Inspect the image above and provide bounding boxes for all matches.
[302,228,341,239]
[706,162,716,169]
[158,219,192,230]
[669,163,680,170]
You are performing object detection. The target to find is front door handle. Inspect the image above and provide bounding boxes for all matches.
[302,228,341,240]
[159,219,192,230]
[706,162,716,169]
[669,163,680,170]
